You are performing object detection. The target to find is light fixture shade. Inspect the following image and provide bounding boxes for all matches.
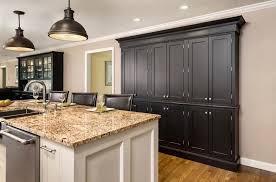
[3,11,35,52]
[48,8,88,41]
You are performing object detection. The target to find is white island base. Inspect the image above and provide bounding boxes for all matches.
[40,120,158,182]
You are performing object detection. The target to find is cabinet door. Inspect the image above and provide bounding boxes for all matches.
[209,109,233,160]
[167,41,184,100]
[187,108,209,154]
[135,46,149,98]
[122,48,135,95]
[40,140,60,182]
[151,103,167,144]
[35,57,43,79]
[188,38,209,103]
[166,104,185,148]
[43,56,52,79]
[151,43,167,99]
[209,35,232,105]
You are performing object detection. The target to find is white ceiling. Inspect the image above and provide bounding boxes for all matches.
[0,0,267,60]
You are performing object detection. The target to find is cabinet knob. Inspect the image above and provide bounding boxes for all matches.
[166,95,169,98]
[163,95,166,98]
[204,98,208,101]
[205,112,208,115]
[167,107,169,111]
[209,98,212,101]
[209,112,212,115]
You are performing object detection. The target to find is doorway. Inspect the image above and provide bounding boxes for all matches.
[85,48,115,95]
[0,67,7,88]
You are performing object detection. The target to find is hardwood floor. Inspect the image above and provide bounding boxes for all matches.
[159,153,276,182]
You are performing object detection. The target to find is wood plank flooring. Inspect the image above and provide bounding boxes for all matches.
[159,153,276,182]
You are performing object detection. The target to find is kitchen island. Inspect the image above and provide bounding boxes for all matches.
[0,101,160,182]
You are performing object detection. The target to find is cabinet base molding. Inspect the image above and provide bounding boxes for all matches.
[159,145,240,172]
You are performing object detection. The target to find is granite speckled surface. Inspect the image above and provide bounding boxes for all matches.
[0,101,160,148]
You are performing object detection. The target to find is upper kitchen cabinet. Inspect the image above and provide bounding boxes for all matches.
[188,34,234,106]
[118,16,244,107]
[188,37,209,104]
[209,34,233,105]
[18,51,63,91]
[166,40,188,101]
[121,48,135,95]
[135,46,150,98]
[150,43,167,100]
[150,40,188,101]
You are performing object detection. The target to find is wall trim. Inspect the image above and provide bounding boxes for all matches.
[19,0,276,58]
[241,157,276,173]
[84,47,115,93]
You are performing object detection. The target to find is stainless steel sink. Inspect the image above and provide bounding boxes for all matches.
[0,109,40,119]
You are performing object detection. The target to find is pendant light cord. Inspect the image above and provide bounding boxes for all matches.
[68,0,71,8]
[18,14,21,28]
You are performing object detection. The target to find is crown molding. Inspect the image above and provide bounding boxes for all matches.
[19,0,276,57]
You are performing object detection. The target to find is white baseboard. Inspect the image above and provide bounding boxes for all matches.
[240,157,276,173]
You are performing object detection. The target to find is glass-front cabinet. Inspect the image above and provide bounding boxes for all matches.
[20,59,27,80]
[43,56,52,79]
[27,59,34,79]
[34,57,43,79]
[18,51,63,91]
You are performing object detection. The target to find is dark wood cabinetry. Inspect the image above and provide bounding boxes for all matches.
[188,37,209,103]
[18,51,64,91]
[209,35,233,105]
[151,43,167,99]
[135,46,149,98]
[209,108,233,161]
[187,107,209,154]
[167,41,185,100]
[165,104,185,147]
[118,16,245,171]
[122,48,135,95]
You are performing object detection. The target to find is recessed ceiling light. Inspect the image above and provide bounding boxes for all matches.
[179,5,189,10]
[133,18,141,22]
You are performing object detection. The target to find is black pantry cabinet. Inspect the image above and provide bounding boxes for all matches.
[117,16,245,171]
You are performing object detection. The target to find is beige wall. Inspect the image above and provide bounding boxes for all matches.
[91,51,112,95]
[0,59,18,88]
[240,7,276,164]
[56,39,121,93]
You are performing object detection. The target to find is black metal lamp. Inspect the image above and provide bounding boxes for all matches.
[48,0,88,41]
[3,11,35,52]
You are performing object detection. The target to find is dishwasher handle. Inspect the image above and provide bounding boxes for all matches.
[0,129,35,145]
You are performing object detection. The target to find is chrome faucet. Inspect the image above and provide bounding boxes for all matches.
[24,80,48,108]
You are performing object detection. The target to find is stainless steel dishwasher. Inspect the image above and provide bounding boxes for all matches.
[0,123,39,182]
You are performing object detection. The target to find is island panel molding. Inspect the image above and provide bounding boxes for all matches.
[117,16,245,171]
[40,120,158,182]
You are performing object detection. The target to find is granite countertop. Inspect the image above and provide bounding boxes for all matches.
[0,101,160,148]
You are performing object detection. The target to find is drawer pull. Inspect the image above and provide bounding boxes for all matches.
[40,145,56,154]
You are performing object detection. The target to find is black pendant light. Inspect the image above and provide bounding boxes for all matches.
[48,0,88,41]
[3,11,35,52]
